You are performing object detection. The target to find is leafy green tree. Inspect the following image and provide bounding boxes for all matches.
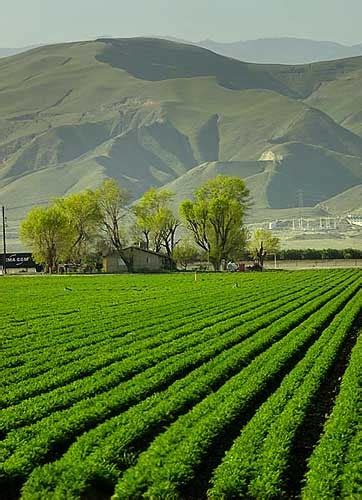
[20,205,70,272]
[55,191,101,263]
[133,188,179,257]
[180,175,250,270]
[95,179,133,270]
[248,228,280,269]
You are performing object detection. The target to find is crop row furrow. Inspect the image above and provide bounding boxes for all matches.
[209,289,361,499]
[0,279,282,385]
[0,273,325,387]
[1,284,239,359]
[9,280,359,497]
[302,325,361,499]
[1,272,290,360]
[111,281,359,500]
[0,274,330,407]
[0,275,348,432]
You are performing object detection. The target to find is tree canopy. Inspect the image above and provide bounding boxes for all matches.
[248,228,280,269]
[55,191,101,263]
[180,175,250,270]
[20,175,255,273]
[20,205,71,272]
[20,179,132,272]
[133,188,179,257]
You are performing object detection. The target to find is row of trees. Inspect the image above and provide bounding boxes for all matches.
[21,176,279,272]
[21,179,131,272]
[275,248,362,260]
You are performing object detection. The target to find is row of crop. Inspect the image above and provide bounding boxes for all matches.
[0,272,336,433]
[16,279,360,498]
[110,280,360,499]
[3,272,328,396]
[2,270,329,352]
[3,272,244,346]
[0,273,297,343]
[0,272,329,407]
[1,279,235,359]
[0,274,348,434]
[1,279,170,343]
[209,288,361,498]
[1,273,290,384]
[339,429,362,498]
[0,274,175,338]
[0,289,244,384]
[1,271,290,367]
[301,324,361,499]
[0,272,335,368]
[0,277,350,481]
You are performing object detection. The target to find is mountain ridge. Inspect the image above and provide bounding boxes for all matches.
[3,37,362,64]
[0,37,361,249]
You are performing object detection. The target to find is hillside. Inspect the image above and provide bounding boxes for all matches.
[163,144,362,211]
[2,38,362,64]
[318,185,362,215]
[0,37,361,249]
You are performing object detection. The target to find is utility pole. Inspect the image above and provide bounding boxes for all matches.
[2,206,6,275]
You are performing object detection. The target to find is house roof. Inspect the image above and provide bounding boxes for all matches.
[124,246,172,259]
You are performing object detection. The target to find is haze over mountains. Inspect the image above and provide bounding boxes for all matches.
[2,37,362,64]
[197,38,362,65]
[0,37,361,248]
[0,45,40,59]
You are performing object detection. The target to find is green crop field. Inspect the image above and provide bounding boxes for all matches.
[0,270,361,499]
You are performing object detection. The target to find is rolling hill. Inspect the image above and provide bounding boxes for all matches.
[318,185,362,215]
[3,37,362,64]
[0,37,361,249]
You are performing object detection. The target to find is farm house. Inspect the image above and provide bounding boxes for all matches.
[103,246,174,273]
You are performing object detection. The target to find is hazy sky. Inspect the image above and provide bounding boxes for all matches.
[1,0,362,47]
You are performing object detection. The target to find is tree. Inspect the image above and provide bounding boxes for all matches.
[95,179,132,270]
[248,228,280,269]
[157,209,179,258]
[172,240,200,270]
[55,191,101,263]
[180,176,250,270]
[133,188,179,257]
[20,205,70,272]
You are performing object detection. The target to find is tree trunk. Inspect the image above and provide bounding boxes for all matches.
[118,249,133,273]
[210,257,221,271]
[143,231,150,251]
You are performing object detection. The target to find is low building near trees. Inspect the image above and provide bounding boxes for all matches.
[103,246,174,273]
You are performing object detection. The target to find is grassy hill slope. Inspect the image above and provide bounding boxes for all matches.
[162,143,362,211]
[0,37,361,248]
[318,185,362,215]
